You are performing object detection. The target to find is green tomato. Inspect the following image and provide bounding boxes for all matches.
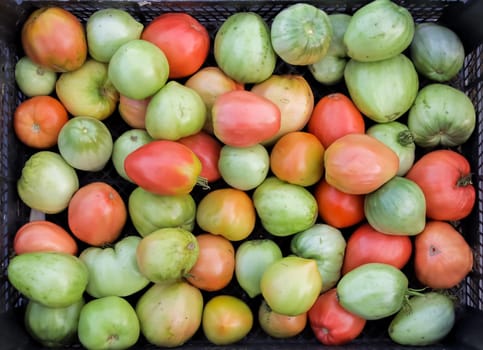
[15,56,57,97]
[79,235,150,298]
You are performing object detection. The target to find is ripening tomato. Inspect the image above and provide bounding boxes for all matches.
[341,223,413,275]
[21,7,87,72]
[141,13,210,79]
[405,149,476,221]
[68,182,127,246]
[314,179,365,229]
[270,131,325,187]
[186,233,235,292]
[307,93,365,149]
[13,220,78,255]
[13,96,69,149]
[414,220,473,289]
[308,288,366,346]
[258,300,307,339]
[118,95,150,129]
[196,188,256,241]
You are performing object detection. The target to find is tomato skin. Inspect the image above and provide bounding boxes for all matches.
[21,7,87,72]
[124,140,202,196]
[308,288,366,345]
[307,93,365,149]
[414,220,473,289]
[258,300,307,339]
[141,13,210,79]
[314,179,365,228]
[68,182,127,246]
[342,223,412,275]
[212,90,281,147]
[14,221,78,255]
[118,95,150,129]
[186,233,235,292]
[405,149,475,221]
[13,96,69,149]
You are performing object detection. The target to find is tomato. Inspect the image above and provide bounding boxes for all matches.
[186,233,235,292]
[141,12,210,79]
[414,220,473,289]
[308,288,366,346]
[405,149,475,221]
[14,220,77,255]
[68,182,127,246]
[258,300,307,339]
[124,140,202,196]
[118,95,150,129]
[307,93,365,149]
[324,133,399,195]
[270,131,325,187]
[314,179,365,229]
[21,7,87,72]
[15,56,57,97]
[196,188,256,241]
[13,96,68,149]
[342,223,412,275]
[212,90,281,147]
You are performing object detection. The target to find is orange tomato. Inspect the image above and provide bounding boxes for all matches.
[258,300,307,339]
[186,233,235,291]
[13,95,69,149]
[68,182,127,246]
[13,220,78,255]
[270,131,325,187]
[314,179,365,228]
[118,94,150,129]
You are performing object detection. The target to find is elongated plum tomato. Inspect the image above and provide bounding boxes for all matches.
[212,90,281,147]
[14,220,78,255]
[124,140,203,196]
[68,182,127,246]
[21,7,87,72]
[141,12,210,79]
[307,93,365,149]
[324,133,399,195]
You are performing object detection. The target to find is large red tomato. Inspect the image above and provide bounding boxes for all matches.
[341,223,413,275]
[405,149,475,221]
[308,288,366,346]
[414,220,473,289]
[68,182,127,246]
[141,13,210,79]
[21,7,87,72]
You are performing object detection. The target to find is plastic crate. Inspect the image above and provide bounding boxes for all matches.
[0,0,482,349]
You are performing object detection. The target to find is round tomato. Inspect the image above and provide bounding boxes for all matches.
[308,288,366,346]
[68,182,127,246]
[13,96,69,149]
[186,233,235,292]
[258,300,307,339]
[270,131,325,187]
[314,179,365,229]
[14,220,78,255]
[307,93,365,149]
[341,223,412,275]
[118,95,150,129]
[405,149,475,221]
[21,7,87,72]
[196,188,256,241]
[414,220,473,289]
[141,12,210,79]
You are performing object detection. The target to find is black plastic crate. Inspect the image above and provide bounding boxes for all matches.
[0,0,482,349]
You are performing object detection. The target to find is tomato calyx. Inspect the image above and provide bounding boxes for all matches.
[397,130,414,146]
[196,176,210,190]
[457,173,473,187]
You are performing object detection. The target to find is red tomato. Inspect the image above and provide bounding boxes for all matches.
[341,223,413,275]
[314,179,365,229]
[270,131,324,187]
[212,90,281,147]
[324,133,399,195]
[124,140,202,196]
[414,220,473,289]
[118,94,150,129]
[307,93,365,149]
[178,131,222,183]
[405,149,475,221]
[141,13,210,79]
[308,288,366,346]
[13,220,78,255]
[68,182,127,246]
[21,7,87,72]
[13,95,69,149]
